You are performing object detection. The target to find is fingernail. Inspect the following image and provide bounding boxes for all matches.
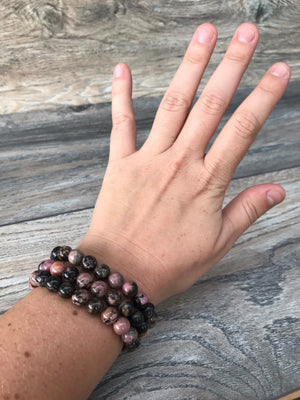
[266,189,285,207]
[196,26,214,44]
[237,26,255,43]
[114,64,124,78]
[270,63,290,78]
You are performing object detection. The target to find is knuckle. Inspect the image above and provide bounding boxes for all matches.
[258,82,276,96]
[161,91,191,113]
[184,49,205,65]
[224,47,249,65]
[113,113,134,131]
[199,91,226,116]
[233,109,260,139]
[241,198,260,225]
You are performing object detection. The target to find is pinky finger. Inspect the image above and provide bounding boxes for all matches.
[110,63,137,162]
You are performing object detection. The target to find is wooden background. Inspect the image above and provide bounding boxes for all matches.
[0,1,299,399]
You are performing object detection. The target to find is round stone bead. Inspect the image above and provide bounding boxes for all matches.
[38,259,55,273]
[94,264,110,279]
[91,280,108,298]
[76,272,94,289]
[130,310,145,327]
[34,270,51,287]
[62,266,79,283]
[87,298,106,314]
[133,292,148,308]
[29,270,39,289]
[50,246,62,260]
[108,272,124,289]
[72,289,91,306]
[58,282,76,298]
[124,338,141,352]
[122,281,138,297]
[82,255,97,271]
[141,302,155,319]
[147,311,158,329]
[106,289,122,307]
[58,246,72,261]
[136,321,148,335]
[121,327,138,344]
[68,249,84,266]
[101,307,119,325]
[113,317,131,335]
[46,275,62,292]
[50,261,66,276]
[119,300,135,317]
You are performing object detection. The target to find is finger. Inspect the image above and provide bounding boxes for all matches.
[109,63,137,162]
[174,23,259,157]
[143,23,217,155]
[204,62,291,186]
[216,184,285,252]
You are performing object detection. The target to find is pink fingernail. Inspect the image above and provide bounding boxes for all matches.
[270,63,290,78]
[266,189,285,206]
[114,64,124,78]
[237,26,255,43]
[196,27,214,44]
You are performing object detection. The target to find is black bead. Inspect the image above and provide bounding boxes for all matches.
[62,266,79,283]
[136,321,148,335]
[58,245,72,261]
[50,246,62,260]
[94,264,110,279]
[82,255,97,271]
[106,289,122,307]
[87,298,106,314]
[46,275,62,292]
[58,282,76,298]
[129,310,145,327]
[35,270,51,287]
[146,311,158,329]
[119,300,135,317]
[141,302,155,319]
[124,338,141,352]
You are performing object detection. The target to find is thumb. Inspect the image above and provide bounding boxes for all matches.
[218,183,285,251]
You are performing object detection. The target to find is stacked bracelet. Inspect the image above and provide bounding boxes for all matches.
[29,246,157,351]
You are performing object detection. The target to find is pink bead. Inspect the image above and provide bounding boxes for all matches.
[122,281,138,297]
[91,280,108,298]
[108,272,124,289]
[122,327,138,344]
[136,292,148,305]
[29,271,38,289]
[113,317,131,335]
[50,261,66,275]
[76,272,94,289]
[101,307,119,325]
[68,249,84,265]
[38,259,54,272]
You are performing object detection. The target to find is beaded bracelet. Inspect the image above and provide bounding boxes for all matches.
[29,245,157,351]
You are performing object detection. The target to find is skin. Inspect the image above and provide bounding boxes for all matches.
[0,23,290,400]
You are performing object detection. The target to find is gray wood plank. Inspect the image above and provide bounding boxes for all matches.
[0,0,299,114]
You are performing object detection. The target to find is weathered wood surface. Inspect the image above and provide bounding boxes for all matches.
[0,0,299,114]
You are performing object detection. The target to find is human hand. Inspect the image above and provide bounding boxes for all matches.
[78,23,290,305]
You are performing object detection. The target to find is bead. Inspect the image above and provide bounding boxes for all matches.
[121,327,138,344]
[136,321,148,335]
[91,280,108,298]
[34,270,51,287]
[101,307,119,325]
[119,300,135,317]
[68,249,84,266]
[46,275,62,292]
[106,289,122,307]
[72,289,91,306]
[50,261,66,276]
[124,338,141,352]
[133,292,148,308]
[38,259,55,273]
[29,270,39,289]
[146,311,158,329]
[62,266,79,283]
[50,246,62,260]
[122,281,138,297]
[58,246,72,261]
[58,282,76,298]
[94,264,110,279]
[87,298,106,314]
[129,310,145,327]
[108,272,124,289]
[76,272,94,289]
[113,317,131,335]
[141,302,155,319]
[82,255,97,271]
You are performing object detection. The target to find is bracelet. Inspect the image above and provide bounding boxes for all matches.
[29,246,157,351]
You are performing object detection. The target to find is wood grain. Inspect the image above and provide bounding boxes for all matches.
[0,0,299,114]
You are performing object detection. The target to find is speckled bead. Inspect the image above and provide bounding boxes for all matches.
[58,246,72,261]
[29,270,39,289]
[62,266,79,283]
[50,246,62,260]
[50,261,66,276]
[82,255,97,271]
[38,259,55,273]
[124,338,141,352]
[76,272,94,289]
[106,289,122,307]
[121,327,138,344]
[34,270,51,287]
[87,298,106,314]
[135,321,148,335]
[94,264,110,279]
[113,317,131,335]
[141,302,155,319]
[108,272,124,289]
[122,281,138,297]
[119,300,135,317]
[68,249,84,266]
[46,275,62,292]
[91,280,108,298]
[133,292,148,308]
[101,307,119,325]
[58,282,76,298]
[72,289,91,306]
[130,310,145,327]
[146,311,158,329]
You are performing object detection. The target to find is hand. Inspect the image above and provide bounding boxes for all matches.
[78,23,290,305]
